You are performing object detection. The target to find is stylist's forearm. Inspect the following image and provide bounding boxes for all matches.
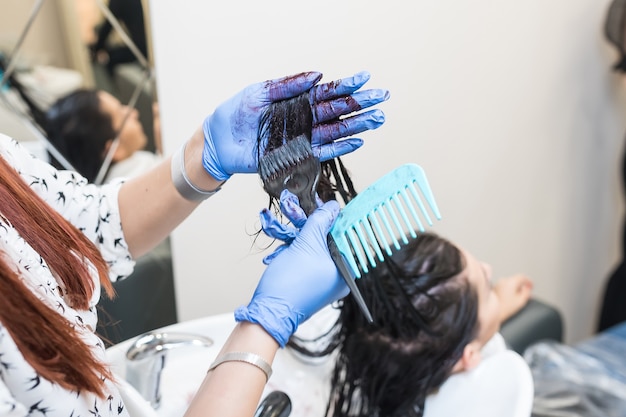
[118,128,224,258]
[184,322,279,417]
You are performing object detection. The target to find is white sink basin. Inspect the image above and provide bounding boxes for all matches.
[106,311,334,417]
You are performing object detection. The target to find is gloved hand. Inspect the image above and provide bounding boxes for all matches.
[202,71,390,181]
[235,200,348,347]
[259,189,317,264]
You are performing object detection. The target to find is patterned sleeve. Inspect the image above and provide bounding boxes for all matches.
[0,134,134,282]
[0,379,27,417]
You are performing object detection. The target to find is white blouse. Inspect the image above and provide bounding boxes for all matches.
[0,134,135,417]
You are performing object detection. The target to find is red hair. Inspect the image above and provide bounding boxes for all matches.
[0,155,115,397]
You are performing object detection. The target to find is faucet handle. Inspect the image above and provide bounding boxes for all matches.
[126,331,213,360]
[125,331,213,409]
[254,391,292,417]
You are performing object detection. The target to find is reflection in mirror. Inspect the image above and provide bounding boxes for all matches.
[0,0,159,185]
[0,0,177,347]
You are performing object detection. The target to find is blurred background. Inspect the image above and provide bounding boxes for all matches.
[1,0,624,344]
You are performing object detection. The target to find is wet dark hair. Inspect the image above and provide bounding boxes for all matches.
[289,233,479,417]
[605,0,626,72]
[257,91,480,416]
[45,89,115,182]
[257,92,357,210]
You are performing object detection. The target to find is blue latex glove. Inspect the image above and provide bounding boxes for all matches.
[235,200,348,347]
[259,189,318,264]
[202,71,390,181]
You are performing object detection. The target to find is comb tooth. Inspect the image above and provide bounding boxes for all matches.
[262,152,277,178]
[294,139,307,159]
[259,135,315,182]
[392,193,416,239]
[274,149,290,174]
[400,188,424,233]
[354,219,377,269]
[387,197,409,245]
[293,148,303,162]
[259,158,269,180]
[275,147,288,171]
[262,161,276,181]
[338,232,362,279]
[268,157,280,176]
[400,188,424,234]
[291,141,314,169]
[414,176,441,220]
[292,135,313,160]
[407,182,432,226]
[364,213,385,262]
[370,208,393,256]
[282,150,293,170]
[270,146,282,166]
[347,227,370,274]
[292,147,302,164]
[379,204,401,251]
[285,145,298,166]
[279,156,290,172]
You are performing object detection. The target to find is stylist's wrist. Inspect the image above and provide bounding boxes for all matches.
[234,302,299,348]
[184,127,225,192]
[224,321,280,354]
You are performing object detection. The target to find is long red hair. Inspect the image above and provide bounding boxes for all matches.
[0,155,115,397]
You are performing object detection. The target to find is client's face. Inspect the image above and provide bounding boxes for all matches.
[98,91,147,159]
[460,249,501,347]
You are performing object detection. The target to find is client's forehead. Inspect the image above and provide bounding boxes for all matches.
[458,248,501,345]
[458,248,488,297]
[97,91,124,112]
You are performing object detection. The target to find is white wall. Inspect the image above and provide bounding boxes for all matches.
[0,0,69,68]
[149,0,626,344]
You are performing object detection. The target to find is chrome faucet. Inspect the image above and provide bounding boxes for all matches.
[125,331,213,409]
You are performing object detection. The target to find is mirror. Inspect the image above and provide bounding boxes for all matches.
[0,0,158,184]
[0,0,176,346]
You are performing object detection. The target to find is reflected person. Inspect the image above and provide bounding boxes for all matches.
[44,89,161,183]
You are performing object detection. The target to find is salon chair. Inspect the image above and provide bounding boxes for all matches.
[499,298,564,354]
[97,238,178,347]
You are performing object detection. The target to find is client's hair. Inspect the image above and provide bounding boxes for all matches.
[45,90,116,182]
[605,0,626,72]
[257,92,357,209]
[290,233,479,417]
[257,90,479,416]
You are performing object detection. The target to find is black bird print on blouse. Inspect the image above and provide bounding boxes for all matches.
[0,134,136,416]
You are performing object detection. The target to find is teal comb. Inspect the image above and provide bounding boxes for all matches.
[328,163,441,322]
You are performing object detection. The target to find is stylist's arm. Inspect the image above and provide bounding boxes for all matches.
[117,70,388,258]
[185,200,348,417]
[116,70,387,417]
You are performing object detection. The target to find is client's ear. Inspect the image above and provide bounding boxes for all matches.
[452,341,483,373]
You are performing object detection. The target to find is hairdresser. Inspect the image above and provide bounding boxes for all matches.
[0,70,389,417]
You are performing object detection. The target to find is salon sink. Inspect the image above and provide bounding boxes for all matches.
[105,311,334,417]
[106,308,533,417]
